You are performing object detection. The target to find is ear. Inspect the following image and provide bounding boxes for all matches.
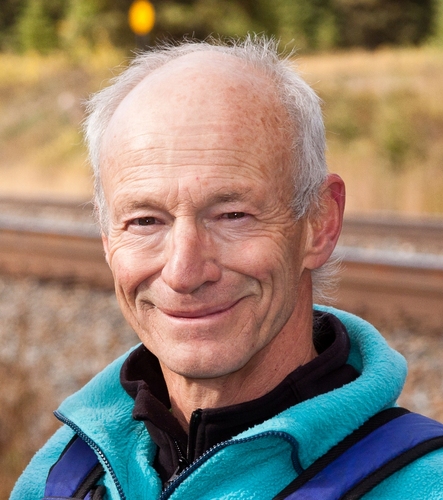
[303,174,345,270]
[101,233,111,267]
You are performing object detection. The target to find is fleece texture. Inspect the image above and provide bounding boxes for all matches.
[9,307,443,499]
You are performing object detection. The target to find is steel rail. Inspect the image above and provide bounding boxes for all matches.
[332,246,443,331]
[0,215,110,289]
[1,201,442,330]
[343,212,443,240]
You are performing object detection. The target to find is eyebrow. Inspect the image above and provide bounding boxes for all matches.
[121,200,158,212]
[206,189,253,205]
[114,200,160,220]
[115,188,255,218]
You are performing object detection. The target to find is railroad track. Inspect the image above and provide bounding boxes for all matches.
[1,197,443,331]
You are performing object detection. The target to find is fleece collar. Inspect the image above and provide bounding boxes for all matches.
[56,307,407,498]
[237,306,407,468]
[120,310,358,484]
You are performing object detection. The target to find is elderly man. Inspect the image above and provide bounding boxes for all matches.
[11,37,443,500]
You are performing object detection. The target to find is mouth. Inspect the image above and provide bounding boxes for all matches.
[158,299,242,319]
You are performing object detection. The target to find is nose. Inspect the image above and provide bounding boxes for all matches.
[161,218,221,294]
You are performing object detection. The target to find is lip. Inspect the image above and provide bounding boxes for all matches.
[158,299,242,319]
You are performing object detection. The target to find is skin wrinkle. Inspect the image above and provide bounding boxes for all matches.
[108,140,284,172]
[110,174,293,235]
[86,41,329,236]
[161,273,313,415]
[100,50,344,429]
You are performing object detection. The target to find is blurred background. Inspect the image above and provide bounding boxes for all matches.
[1,0,443,212]
[1,0,443,497]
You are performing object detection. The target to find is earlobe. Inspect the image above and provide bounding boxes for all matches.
[303,174,345,270]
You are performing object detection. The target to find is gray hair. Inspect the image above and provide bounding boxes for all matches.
[84,34,335,301]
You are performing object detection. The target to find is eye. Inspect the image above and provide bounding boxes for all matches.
[222,212,246,220]
[131,217,158,226]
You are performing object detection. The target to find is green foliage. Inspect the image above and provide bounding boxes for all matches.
[374,91,416,172]
[325,91,376,143]
[156,0,256,41]
[332,0,436,49]
[429,0,443,46]
[0,0,440,54]
[60,0,104,50]
[322,82,443,174]
[0,0,26,51]
[16,0,64,54]
[273,0,338,51]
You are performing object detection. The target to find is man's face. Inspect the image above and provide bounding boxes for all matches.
[101,53,312,380]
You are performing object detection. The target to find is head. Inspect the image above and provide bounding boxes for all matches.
[84,36,345,383]
[86,36,327,229]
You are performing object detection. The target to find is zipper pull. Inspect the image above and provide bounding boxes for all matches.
[164,440,189,489]
[164,456,188,488]
[164,409,203,489]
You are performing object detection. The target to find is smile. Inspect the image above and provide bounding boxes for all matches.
[158,299,242,320]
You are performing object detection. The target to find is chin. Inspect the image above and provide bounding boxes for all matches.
[163,351,249,380]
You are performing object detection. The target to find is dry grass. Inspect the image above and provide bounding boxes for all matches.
[1,46,443,214]
[298,47,443,215]
[0,49,125,200]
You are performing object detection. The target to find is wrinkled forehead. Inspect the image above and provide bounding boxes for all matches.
[102,50,291,155]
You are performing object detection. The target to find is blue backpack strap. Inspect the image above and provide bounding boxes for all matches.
[274,408,443,500]
[42,435,105,500]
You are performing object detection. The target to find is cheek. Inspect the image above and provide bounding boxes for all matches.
[224,235,300,282]
[109,244,160,297]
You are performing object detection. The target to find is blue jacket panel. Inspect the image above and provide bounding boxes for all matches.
[9,307,443,499]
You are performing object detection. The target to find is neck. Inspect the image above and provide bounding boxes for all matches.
[161,283,317,431]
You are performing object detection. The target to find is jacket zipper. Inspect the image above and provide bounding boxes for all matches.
[54,410,126,500]
[55,411,302,500]
[159,430,302,500]
[164,440,189,488]
[164,408,202,488]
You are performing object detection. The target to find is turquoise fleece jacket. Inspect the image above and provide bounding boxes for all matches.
[10,307,443,499]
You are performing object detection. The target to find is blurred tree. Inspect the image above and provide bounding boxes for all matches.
[15,0,65,53]
[155,0,337,51]
[272,0,338,50]
[61,0,131,52]
[155,0,256,41]
[331,0,436,49]
[0,0,26,50]
[60,0,104,51]
[1,0,439,54]
[430,0,443,45]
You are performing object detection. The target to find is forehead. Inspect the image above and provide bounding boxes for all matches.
[100,51,292,194]
[105,52,289,144]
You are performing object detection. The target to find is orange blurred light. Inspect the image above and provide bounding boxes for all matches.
[129,0,155,36]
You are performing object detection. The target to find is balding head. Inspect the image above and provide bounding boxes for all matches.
[85,36,327,228]
[101,50,292,204]
[84,37,335,302]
